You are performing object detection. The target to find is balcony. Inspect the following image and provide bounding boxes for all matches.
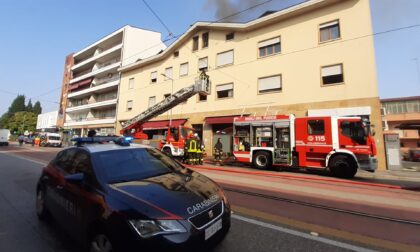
[72,43,122,71]
[66,99,117,113]
[64,117,116,127]
[68,79,119,99]
[70,61,120,84]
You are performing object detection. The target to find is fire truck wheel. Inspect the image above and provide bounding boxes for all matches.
[253,151,271,170]
[163,147,172,157]
[329,155,357,179]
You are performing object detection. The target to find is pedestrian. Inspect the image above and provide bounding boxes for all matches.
[195,133,204,165]
[34,135,40,147]
[214,138,223,166]
[18,134,24,146]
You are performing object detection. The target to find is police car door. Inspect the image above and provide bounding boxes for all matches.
[63,149,105,241]
[48,148,78,230]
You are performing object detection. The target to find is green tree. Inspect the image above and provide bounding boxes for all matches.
[33,101,42,115]
[8,95,26,115]
[5,111,37,134]
[26,99,33,112]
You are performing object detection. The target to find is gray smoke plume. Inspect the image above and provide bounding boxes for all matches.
[205,0,306,23]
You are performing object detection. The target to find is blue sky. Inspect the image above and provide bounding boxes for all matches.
[0,0,419,115]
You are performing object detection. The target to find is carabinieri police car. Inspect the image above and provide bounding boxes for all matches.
[36,137,230,251]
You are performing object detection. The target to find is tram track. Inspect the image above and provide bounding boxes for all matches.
[223,186,420,226]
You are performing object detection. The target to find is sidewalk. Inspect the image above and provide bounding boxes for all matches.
[203,156,420,183]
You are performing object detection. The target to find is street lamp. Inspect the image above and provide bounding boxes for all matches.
[161,73,174,128]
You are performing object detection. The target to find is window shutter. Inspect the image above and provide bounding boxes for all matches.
[320,20,339,29]
[216,83,233,91]
[259,76,281,91]
[180,63,188,76]
[150,71,157,79]
[216,50,234,67]
[322,65,342,76]
[258,37,280,48]
[198,57,208,69]
[165,67,173,79]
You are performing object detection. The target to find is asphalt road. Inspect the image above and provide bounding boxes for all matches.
[0,151,375,252]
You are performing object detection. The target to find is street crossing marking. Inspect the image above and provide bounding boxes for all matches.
[232,214,377,252]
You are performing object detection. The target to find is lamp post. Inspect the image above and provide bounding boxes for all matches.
[161,73,174,128]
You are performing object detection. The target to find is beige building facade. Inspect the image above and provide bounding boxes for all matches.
[118,0,386,169]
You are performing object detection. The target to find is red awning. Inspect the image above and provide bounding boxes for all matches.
[142,119,187,130]
[68,78,93,91]
[205,115,238,125]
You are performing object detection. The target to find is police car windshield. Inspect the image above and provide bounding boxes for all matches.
[94,148,183,184]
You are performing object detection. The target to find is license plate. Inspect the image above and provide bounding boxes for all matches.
[204,219,222,240]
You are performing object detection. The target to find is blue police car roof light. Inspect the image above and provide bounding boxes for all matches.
[71,136,130,146]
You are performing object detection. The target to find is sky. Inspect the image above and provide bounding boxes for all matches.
[0,0,419,115]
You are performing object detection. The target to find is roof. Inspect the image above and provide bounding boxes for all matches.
[119,0,343,73]
[381,96,420,103]
[82,143,152,153]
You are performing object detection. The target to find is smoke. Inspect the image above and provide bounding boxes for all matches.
[205,0,306,23]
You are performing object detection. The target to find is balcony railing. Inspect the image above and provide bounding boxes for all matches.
[70,62,120,84]
[72,43,123,70]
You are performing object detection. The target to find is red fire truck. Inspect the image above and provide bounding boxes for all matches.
[121,71,210,157]
[233,115,377,178]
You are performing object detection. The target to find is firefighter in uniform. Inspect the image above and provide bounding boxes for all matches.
[214,138,223,166]
[195,133,204,165]
[184,136,198,165]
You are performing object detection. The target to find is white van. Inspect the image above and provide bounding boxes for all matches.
[40,133,62,147]
[0,129,10,146]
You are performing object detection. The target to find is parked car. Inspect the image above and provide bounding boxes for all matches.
[0,129,10,146]
[36,137,230,251]
[403,149,420,162]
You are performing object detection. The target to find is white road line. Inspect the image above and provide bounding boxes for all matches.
[0,152,47,166]
[232,214,377,252]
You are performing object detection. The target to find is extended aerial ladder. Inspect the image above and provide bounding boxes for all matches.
[121,71,211,134]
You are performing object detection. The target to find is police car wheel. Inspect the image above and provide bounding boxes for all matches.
[90,234,113,252]
[36,189,49,220]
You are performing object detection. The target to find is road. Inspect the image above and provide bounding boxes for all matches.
[1,145,419,251]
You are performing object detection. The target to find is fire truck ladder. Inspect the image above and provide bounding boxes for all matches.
[122,71,211,132]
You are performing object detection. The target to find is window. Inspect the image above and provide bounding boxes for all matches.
[340,121,366,145]
[321,64,344,85]
[216,50,234,67]
[150,71,157,83]
[198,57,208,72]
[179,62,189,76]
[258,75,282,93]
[258,37,281,57]
[226,32,234,41]
[192,36,199,51]
[320,20,340,42]
[55,149,77,174]
[164,67,173,80]
[164,93,170,99]
[308,120,325,135]
[173,51,179,57]
[128,78,135,89]
[148,96,156,108]
[198,94,207,102]
[216,83,233,99]
[202,32,209,48]
[126,100,133,111]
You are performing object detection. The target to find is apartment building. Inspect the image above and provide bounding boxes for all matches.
[117,0,386,169]
[60,25,166,136]
[382,96,420,150]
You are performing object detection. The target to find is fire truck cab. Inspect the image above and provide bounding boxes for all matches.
[233,115,377,178]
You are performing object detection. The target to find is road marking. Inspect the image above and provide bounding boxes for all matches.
[0,152,47,166]
[232,214,377,252]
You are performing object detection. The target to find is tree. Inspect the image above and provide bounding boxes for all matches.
[33,101,42,115]
[7,95,26,115]
[5,111,37,134]
[26,99,33,112]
